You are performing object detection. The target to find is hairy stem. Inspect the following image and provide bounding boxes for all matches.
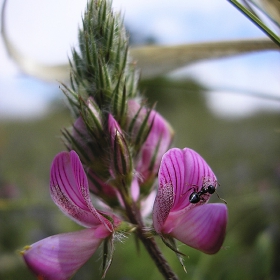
[136,226,179,280]
[122,191,178,280]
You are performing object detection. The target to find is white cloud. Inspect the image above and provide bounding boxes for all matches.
[148,16,189,44]
[173,51,280,117]
[112,0,265,42]
[4,0,88,64]
[207,90,280,118]
[0,76,59,119]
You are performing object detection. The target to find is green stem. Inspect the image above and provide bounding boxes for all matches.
[121,190,178,280]
[228,0,280,47]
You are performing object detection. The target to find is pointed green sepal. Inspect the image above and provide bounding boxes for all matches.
[111,75,127,126]
[128,103,156,154]
[112,130,133,186]
[79,97,104,137]
[101,236,114,278]
[161,235,187,274]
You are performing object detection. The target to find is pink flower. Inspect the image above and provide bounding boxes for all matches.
[153,148,227,254]
[22,151,121,279]
[127,99,174,189]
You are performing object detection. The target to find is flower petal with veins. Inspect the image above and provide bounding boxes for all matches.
[153,147,227,254]
[22,227,109,280]
[50,151,112,230]
[162,203,228,254]
[158,148,217,212]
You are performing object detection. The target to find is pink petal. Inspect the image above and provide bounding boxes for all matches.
[50,151,112,230]
[127,99,174,188]
[141,190,156,218]
[131,177,140,201]
[159,148,217,212]
[162,203,228,254]
[88,169,119,200]
[22,227,108,280]
[136,110,173,185]
[153,182,174,233]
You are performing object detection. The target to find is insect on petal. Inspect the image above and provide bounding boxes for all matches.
[158,148,217,212]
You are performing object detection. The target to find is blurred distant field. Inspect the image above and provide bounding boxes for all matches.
[1,78,280,279]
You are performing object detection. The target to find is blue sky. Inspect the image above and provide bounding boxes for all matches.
[0,0,279,118]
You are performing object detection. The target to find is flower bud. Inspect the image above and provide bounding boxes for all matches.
[80,97,103,136]
[70,97,103,162]
[87,169,120,207]
[127,99,174,190]
[108,114,133,187]
[72,116,95,161]
[70,97,114,178]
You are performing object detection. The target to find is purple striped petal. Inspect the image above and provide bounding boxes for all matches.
[50,151,112,230]
[22,227,108,280]
[162,203,228,254]
[158,148,217,212]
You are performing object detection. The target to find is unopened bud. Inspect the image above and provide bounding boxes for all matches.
[108,114,133,187]
[127,99,174,190]
[81,97,103,136]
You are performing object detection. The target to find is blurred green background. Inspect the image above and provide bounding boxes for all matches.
[0,77,280,279]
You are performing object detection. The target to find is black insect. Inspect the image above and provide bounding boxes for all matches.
[189,184,227,204]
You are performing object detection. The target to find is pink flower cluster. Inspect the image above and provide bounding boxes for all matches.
[22,99,227,279]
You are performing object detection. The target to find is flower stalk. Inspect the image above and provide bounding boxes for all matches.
[119,186,179,280]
